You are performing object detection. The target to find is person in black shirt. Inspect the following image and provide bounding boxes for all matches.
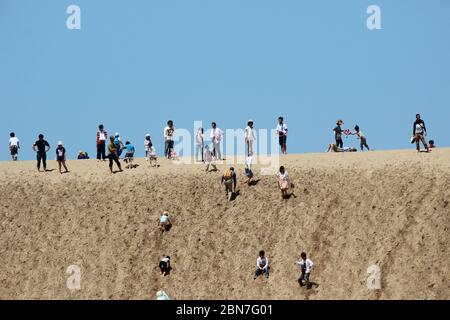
[32,134,50,172]
[333,120,344,149]
[413,114,429,152]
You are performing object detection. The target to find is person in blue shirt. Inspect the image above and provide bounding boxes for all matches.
[123,141,135,168]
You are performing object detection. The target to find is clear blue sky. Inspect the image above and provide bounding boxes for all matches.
[1,0,449,160]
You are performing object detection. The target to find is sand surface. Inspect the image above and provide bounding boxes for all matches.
[0,149,449,300]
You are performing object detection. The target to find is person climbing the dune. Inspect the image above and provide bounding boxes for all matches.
[245,154,254,186]
[254,250,270,280]
[221,167,237,201]
[108,136,122,173]
[277,166,290,199]
[159,255,171,276]
[159,211,172,234]
[413,114,429,152]
[204,145,217,172]
[295,252,314,289]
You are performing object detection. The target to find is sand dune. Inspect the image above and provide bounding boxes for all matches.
[0,149,449,300]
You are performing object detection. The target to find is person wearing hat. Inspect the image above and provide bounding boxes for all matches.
[113,132,125,158]
[245,119,256,157]
[159,211,172,233]
[333,120,344,149]
[56,141,69,174]
[108,136,123,173]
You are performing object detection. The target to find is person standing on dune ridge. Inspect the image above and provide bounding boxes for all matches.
[210,122,223,160]
[333,120,344,149]
[276,116,288,154]
[413,114,429,153]
[96,124,108,161]
[32,134,50,172]
[108,136,122,173]
[8,132,20,161]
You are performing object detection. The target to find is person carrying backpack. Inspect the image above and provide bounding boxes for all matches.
[221,167,237,201]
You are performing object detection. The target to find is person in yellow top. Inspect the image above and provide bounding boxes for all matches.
[108,136,122,173]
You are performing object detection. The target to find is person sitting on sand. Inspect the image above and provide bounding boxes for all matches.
[295,252,314,289]
[277,166,290,199]
[245,155,254,186]
[123,141,135,168]
[353,125,370,151]
[56,141,69,174]
[108,136,122,173]
[9,132,20,161]
[159,211,172,233]
[32,134,50,172]
[221,167,237,201]
[159,256,171,276]
[326,144,357,153]
[429,140,436,149]
[77,150,89,159]
[148,145,158,167]
[204,145,217,172]
[254,250,270,280]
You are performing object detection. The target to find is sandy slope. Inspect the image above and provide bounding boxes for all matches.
[0,149,449,300]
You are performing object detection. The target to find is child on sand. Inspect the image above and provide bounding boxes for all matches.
[56,141,69,174]
[144,134,152,159]
[429,140,436,149]
[245,155,254,186]
[254,250,270,280]
[295,252,314,289]
[159,256,171,276]
[159,211,172,233]
[148,146,158,167]
[221,167,237,201]
[277,166,290,199]
[353,125,370,151]
[204,145,217,172]
[123,141,135,168]
[108,136,123,173]
[32,134,51,172]
[8,132,20,161]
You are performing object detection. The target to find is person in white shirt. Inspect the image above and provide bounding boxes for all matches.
[159,255,171,276]
[164,120,175,159]
[245,119,256,156]
[254,250,270,279]
[276,117,288,154]
[276,166,290,199]
[195,127,204,162]
[210,122,223,160]
[8,132,20,161]
[295,252,314,289]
